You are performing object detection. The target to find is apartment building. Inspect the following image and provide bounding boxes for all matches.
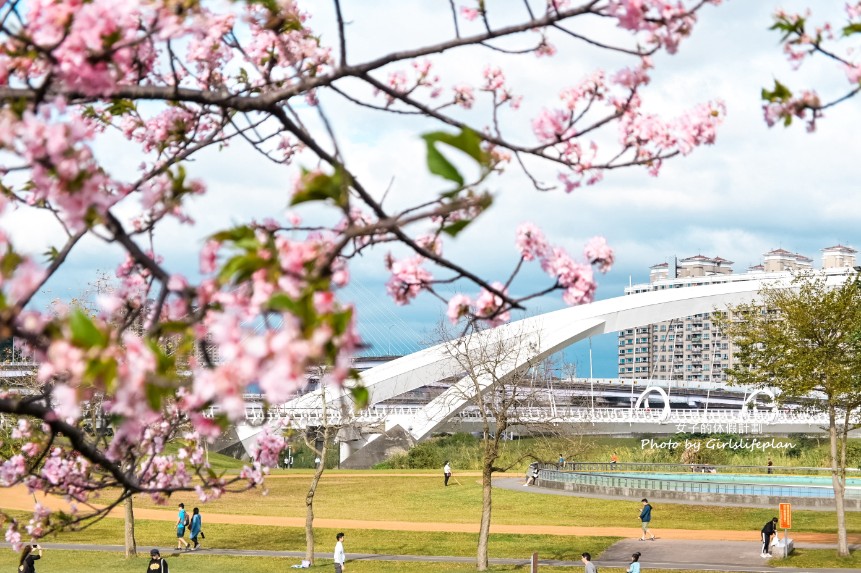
[618,245,857,382]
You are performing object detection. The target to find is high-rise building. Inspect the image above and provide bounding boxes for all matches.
[618,245,857,382]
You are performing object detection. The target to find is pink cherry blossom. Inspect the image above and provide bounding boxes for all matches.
[475,282,510,326]
[453,85,476,109]
[386,256,433,305]
[447,294,473,324]
[583,236,615,273]
[460,7,480,21]
[6,259,46,305]
[515,223,549,261]
[200,240,221,274]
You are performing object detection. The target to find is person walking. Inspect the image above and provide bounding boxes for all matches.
[523,462,539,486]
[530,463,540,486]
[767,458,774,474]
[189,507,203,550]
[18,544,42,573]
[610,452,618,467]
[626,552,641,573]
[334,532,346,573]
[146,549,169,573]
[761,517,778,558]
[176,503,190,550]
[558,453,565,468]
[581,552,597,573]
[639,499,655,541]
[443,461,452,486]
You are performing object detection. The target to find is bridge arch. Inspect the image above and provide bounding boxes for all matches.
[285,272,850,459]
[633,386,672,422]
[742,388,779,423]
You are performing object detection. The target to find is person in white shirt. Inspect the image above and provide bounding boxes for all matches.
[333,532,346,572]
[443,461,452,486]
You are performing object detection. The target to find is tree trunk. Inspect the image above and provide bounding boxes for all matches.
[305,439,328,564]
[828,406,849,556]
[477,456,493,571]
[124,494,137,558]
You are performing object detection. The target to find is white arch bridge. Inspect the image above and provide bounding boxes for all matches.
[222,271,856,466]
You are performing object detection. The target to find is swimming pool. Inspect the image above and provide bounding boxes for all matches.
[610,472,861,488]
[538,465,861,506]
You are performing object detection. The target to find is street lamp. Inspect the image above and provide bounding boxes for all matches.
[589,337,594,416]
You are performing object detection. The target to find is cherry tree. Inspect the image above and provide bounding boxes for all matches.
[763,2,861,130]
[0,0,724,547]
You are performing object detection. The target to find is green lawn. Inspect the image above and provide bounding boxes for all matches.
[29,513,619,561]
[0,550,816,573]
[125,471,861,534]
[773,548,861,568]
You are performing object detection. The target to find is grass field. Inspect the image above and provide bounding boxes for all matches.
[6,436,861,570]
[3,549,859,573]
[24,514,620,561]
[0,550,818,573]
[122,471,861,533]
[773,548,861,568]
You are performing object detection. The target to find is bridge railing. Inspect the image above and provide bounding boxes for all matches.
[205,403,837,428]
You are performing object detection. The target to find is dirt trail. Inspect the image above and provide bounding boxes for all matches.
[2,484,859,544]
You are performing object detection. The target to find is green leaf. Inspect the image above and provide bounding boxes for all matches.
[423,136,463,185]
[267,293,301,314]
[350,385,369,409]
[428,128,487,164]
[211,226,256,244]
[69,308,107,348]
[761,80,793,103]
[43,246,60,263]
[422,128,489,187]
[217,253,268,284]
[106,99,136,117]
[290,168,349,208]
[441,219,471,237]
[844,23,861,36]
[145,381,165,411]
[330,307,353,335]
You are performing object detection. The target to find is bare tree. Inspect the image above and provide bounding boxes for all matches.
[300,419,333,566]
[123,494,136,558]
[436,323,576,571]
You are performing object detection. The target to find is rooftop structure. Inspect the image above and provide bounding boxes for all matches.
[619,245,857,382]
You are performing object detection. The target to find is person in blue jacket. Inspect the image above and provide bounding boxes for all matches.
[189,507,203,550]
[626,551,641,573]
[176,503,190,550]
[639,499,655,541]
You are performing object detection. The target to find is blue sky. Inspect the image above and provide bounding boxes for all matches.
[4,1,859,378]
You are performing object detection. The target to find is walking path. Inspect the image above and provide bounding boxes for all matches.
[1,541,855,573]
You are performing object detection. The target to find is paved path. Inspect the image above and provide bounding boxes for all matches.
[1,541,855,573]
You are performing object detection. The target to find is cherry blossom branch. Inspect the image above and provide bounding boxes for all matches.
[0,4,601,111]
[334,0,347,66]
[267,103,522,308]
[551,23,656,56]
[13,230,86,311]
[102,213,170,283]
